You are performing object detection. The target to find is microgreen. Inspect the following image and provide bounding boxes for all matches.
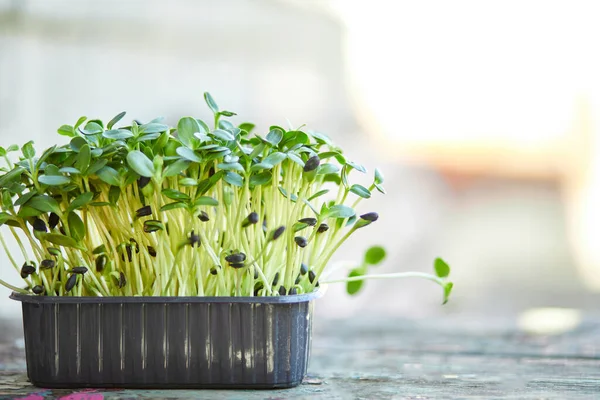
[0,93,452,300]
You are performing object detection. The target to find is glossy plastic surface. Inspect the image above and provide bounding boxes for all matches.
[11,290,323,389]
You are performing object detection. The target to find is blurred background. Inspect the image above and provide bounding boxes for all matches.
[1,0,600,325]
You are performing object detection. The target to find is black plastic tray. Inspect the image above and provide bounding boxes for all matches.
[10,289,324,389]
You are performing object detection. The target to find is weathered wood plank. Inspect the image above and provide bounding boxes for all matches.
[2,316,599,398]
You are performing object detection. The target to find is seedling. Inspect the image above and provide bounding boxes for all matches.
[0,93,452,300]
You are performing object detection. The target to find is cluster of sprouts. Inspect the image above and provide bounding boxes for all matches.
[0,93,452,300]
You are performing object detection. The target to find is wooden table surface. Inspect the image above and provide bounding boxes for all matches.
[1,314,599,399]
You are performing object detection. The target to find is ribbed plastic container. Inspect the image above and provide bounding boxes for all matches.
[10,289,323,389]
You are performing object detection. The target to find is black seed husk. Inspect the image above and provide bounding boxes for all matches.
[136,205,152,218]
[95,255,107,272]
[229,262,245,269]
[147,246,157,257]
[294,236,308,248]
[40,259,55,269]
[198,211,210,222]
[210,266,219,275]
[272,272,280,286]
[303,155,320,172]
[48,212,60,229]
[298,217,317,226]
[118,272,126,288]
[188,231,200,247]
[317,223,329,233]
[242,212,259,227]
[300,263,308,275]
[295,274,301,284]
[72,266,88,274]
[137,176,151,189]
[208,166,216,177]
[20,271,29,279]
[21,264,35,276]
[225,253,246,263]
[309,270,316,283]
[32,285,44,295]
[32,218,47,232]
[289,287,297,295]
[252,267,259,280]
[360,212,379,222]
[59,227,66,235]
[278,285,287,296]
[65,274,77,292]
[271,226,285,241]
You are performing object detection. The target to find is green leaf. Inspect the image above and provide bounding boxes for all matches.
[68,211,86,241]
[374,168,384,184]
[318,151,346,164]
[365,246,386,265]
[434,258,450,278]
[70,137,87,152]
[79,121,103,135]
[15,191,36,207]
[287,152,305,167]
[140,123,168,134]
[87,159,107,175]
[107,111,126,130]
[38,233,79,248]
[74,116,87,129]
[346,269,365,295]
[194,196,219,206]
[163,159,191,177]
[204,92,219,114]
[310,131,333,145]
[217,162,245,172]
[263,152,287,167]
[74,144,91,173]
[326,204,355,219]
[160,202,187,212]
[17,206,42,218]
[266,128,284,146]
[68,192,94,212]
[127,150,155,178]
[57,125,76,137]
[22,141,35,159]
[35,145,56,170]
[162,189,190,201]
[103,129,133,140]
[350,184,371,199]
[212,129,235,141]
[239,122,255,134]
[177,117,201,148]
[7,144,18,152]
[251,162,274,172]
[95,166,121,186]
[218,110,237,117]
[0,167,24,187]
[443,282,453,304]
[223,172,243,187]
[27,195,61,214]
[347,161,367,173]
[317,163,339,175]
[179,178,197,186]
[307,189,329,201]
[58,167,81,175]
[38,175,71,186]
[250,171,272,186]
[176,147,202,162]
